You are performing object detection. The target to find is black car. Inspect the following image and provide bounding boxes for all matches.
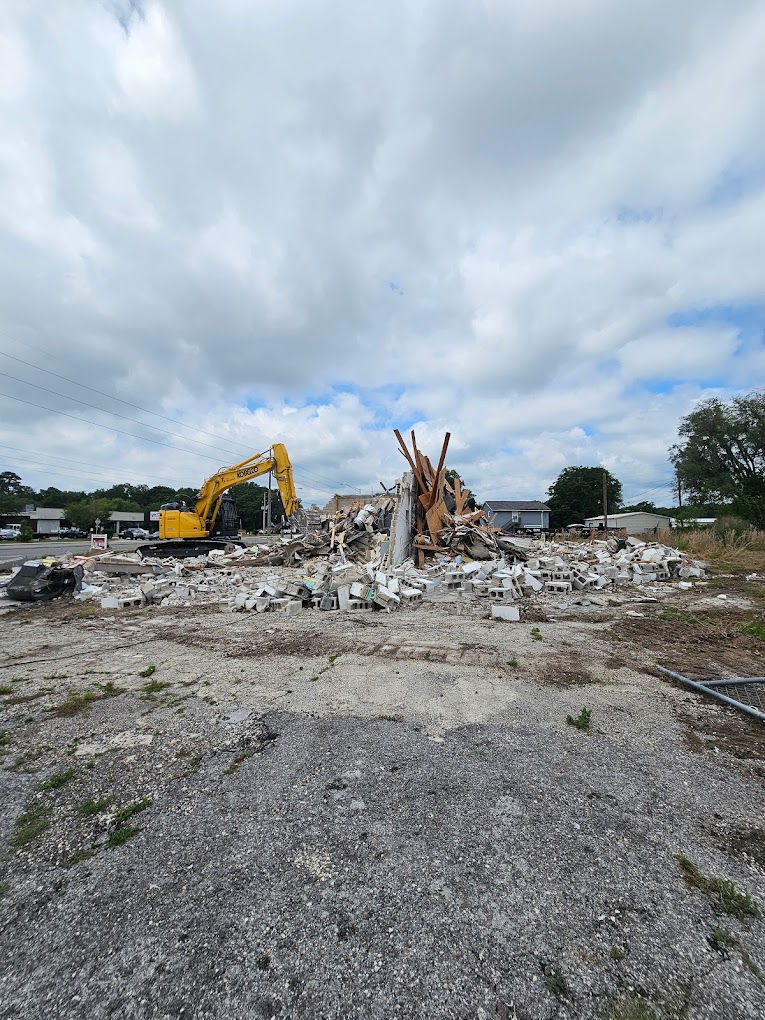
[58,527,88,539]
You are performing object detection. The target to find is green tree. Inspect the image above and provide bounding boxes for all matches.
[0,471,31,495]
[64,498,142,532]
[0,471,35,514]
[546,466,623,529]
[670,390,765,527]
[34,486,87,507]
[444,467,477,510]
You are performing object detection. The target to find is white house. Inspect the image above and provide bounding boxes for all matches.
[584,511,672,535]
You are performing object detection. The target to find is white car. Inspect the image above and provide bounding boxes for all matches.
[0,524,21,540]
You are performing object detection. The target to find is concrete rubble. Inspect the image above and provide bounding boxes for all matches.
[1,534,708,620]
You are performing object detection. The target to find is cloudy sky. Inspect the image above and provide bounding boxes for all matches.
[1,0,764,509]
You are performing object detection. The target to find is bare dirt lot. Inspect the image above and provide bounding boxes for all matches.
[1,573,764,1020]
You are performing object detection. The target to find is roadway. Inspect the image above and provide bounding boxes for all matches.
[0,535,275,566]
[0,539,140,566]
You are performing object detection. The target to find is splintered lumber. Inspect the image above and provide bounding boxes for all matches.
[427,433,450,510]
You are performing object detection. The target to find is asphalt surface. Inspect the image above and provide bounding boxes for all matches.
[2,707,764,1020]
[0,539,138,564]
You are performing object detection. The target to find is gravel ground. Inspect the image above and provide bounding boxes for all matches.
[1,587,764,1019]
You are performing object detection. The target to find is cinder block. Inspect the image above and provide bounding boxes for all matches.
[491,605,520,622]
[100,596,119,609]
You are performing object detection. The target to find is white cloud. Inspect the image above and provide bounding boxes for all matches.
[0,0,764,510]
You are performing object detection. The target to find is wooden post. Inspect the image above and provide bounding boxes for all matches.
[602,469,608,534]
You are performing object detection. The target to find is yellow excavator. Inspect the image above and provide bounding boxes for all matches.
[137,443,298,558]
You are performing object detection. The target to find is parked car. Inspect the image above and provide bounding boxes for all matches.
[0,524,21,540]
[120,527,150,540]
[57,527,88,539]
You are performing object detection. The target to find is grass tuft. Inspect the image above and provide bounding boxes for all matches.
[138,665,156,678]
[676,854,760,919]
[738,620,765,641]
[607,995,658,1020]
[34,768,75,792]
[12,801,53,847]
[566,707,592,731]
[142,679,171,694]
[113,797,151,824]
[65,848,97,868]
[544,971,567,998]
[224,750,254,775]
[708,926,736,954]
[530,627,543,641]
[78,796,113,816]
[108,825,139,848]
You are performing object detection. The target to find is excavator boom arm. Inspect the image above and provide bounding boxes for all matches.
[195,443,298,532]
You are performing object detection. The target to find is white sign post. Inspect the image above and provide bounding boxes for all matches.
[91,517,108,551]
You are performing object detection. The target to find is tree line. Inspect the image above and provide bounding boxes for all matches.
[546,388,764,529]
[0,475,285,533]
[2,388,762,534]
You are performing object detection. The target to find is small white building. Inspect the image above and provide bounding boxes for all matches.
[29,508,65,535]
[584,511,672,535]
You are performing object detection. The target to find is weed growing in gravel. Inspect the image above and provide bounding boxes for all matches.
[610,945,627,961]
[708,927,736,954]
[738,621,765,641]
[0,730,10,756]
[507,657,519,668]
[47,690,96,717]
[108,825,139,848]
[142,679,171,694]
[35,769,75,792]
[0,881,8,899]
[8,747,51,773]
[78,796,113,816]
[12,801,53,847]
[113,797,151,824]
[607,995,658,1020]
[676,855,760,919]
[224,750,254,775]
[138,665,156,678]
[309,652,342,682]
[566,707,592,731]
[0,684,13,695]
[530,627,543,641]
[65,849,97,868]
[544,971,567,997]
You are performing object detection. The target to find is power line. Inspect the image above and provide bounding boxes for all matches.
[0,444,189,487]
[0,331,365,495]
[0,369,243,460]
[0,337,253,455]
[622,480,676,503]
[0,454,160,491]
[0,390,229,462]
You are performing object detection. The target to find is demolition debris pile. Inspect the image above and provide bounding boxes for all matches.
[0,430,708,616]
[2,533,707,617]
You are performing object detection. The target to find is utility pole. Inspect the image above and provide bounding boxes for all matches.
[602,469,608,534]
[267,467,272,532]
[676,468,683,511]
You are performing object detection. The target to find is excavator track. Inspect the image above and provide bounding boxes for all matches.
[136,539,246,560]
